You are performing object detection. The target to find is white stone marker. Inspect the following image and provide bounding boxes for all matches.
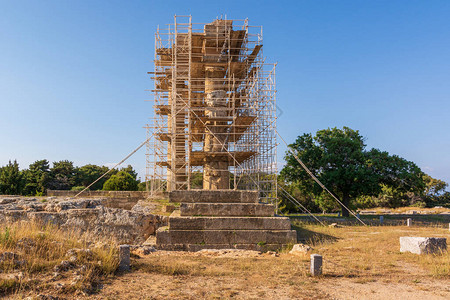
[400,237,447,254]
[118,244,131,271]
[407,218,412,227]
[310,254,323,276]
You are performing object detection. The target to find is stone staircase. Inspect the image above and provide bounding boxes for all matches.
[156,190,297,251]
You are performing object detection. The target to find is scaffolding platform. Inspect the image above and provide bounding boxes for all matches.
[146,16,277,202]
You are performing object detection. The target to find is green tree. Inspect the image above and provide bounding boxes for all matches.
[436,192,450,207]
[120,165,138,181]
[366,149,425,207]
[281,127,380,217]
[137,181,147,191]
[48,160,76,190]
[280,127,426,216]
[75,164,111,190]
[143,179,167,192]
[277,179,321,214]
[22,159,50,196]
[422,174,448,206]
[103,171,138,191]
[190,171,203,189]
[0,160,24,195]
[423,174,448,198]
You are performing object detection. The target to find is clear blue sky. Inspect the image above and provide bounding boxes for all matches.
[1,0,449,186]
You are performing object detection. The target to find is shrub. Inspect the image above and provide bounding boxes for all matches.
[103,171,138,191]
[71,186,86,191]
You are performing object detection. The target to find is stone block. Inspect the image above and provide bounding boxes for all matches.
[310,254,322,276]
[27,212,65,225]
[169,190,259,203]
[156,228,297,245]
[180,203,274,217]
[65,208,100,218]
[4,210,28,222]
[400,237,447,254]
[156,243,290,252]
[169,216,291,230]
[162,205,176,213]
[118,245,130,271]
[289,243,312,255]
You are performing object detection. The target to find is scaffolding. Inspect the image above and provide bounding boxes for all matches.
[146,15,277,203]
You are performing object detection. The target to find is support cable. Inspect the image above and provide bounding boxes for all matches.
[74,133,155,198]
[278,184,326,226]
[173,98,325,225]
[275,130,367,226]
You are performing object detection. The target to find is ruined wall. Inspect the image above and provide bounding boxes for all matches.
[0,196,166,245]
[47,190,149,210]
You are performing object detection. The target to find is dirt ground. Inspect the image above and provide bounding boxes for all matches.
[88,260,449,300]
[85,225,449,300]
[4,224,449,299]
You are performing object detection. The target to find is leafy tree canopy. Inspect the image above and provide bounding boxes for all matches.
[103,171,138,191]
[120,165,138,181]
[22,159,50,196]
[280,127,427,216]
[75,164,111,190]
[0,160,24,195]
[423,174,448,198]
[48,160,76,190]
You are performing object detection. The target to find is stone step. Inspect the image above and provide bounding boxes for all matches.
[169,215,292,230]
[156,243,290,252]
[169,190,259,203]
[180,203,275,217]
[156,228,297,245]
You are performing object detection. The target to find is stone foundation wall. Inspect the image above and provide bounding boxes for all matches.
[47,190,149,210]
[0,196,166,245]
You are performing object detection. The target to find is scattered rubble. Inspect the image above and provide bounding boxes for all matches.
[66,248,93,263]
[131,245,157,256]
[0,251,26,267]
[194,249,262,257]
[289,243,312,255]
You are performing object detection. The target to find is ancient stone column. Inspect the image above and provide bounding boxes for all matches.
[203,66,229,190]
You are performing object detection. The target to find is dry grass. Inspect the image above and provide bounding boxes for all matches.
[3,221,449,299]
[367,206,450,214]
[94,224,449,299]
[99,253,321,299]
[292,223,450,279]
[0,222,119,297]
[144,197,179,216]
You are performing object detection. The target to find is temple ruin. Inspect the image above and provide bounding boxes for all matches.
[146,16,296,250]
[146,16,277,202]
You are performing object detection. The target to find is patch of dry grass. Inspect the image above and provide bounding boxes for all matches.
[107,254,321,299]
[368,206,450,214]
[0,222,119,297]
[292,223,450,279]
[116,223,449,299]
[3,220,449,299]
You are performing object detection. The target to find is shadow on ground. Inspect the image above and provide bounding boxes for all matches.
[291,223,338,245]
